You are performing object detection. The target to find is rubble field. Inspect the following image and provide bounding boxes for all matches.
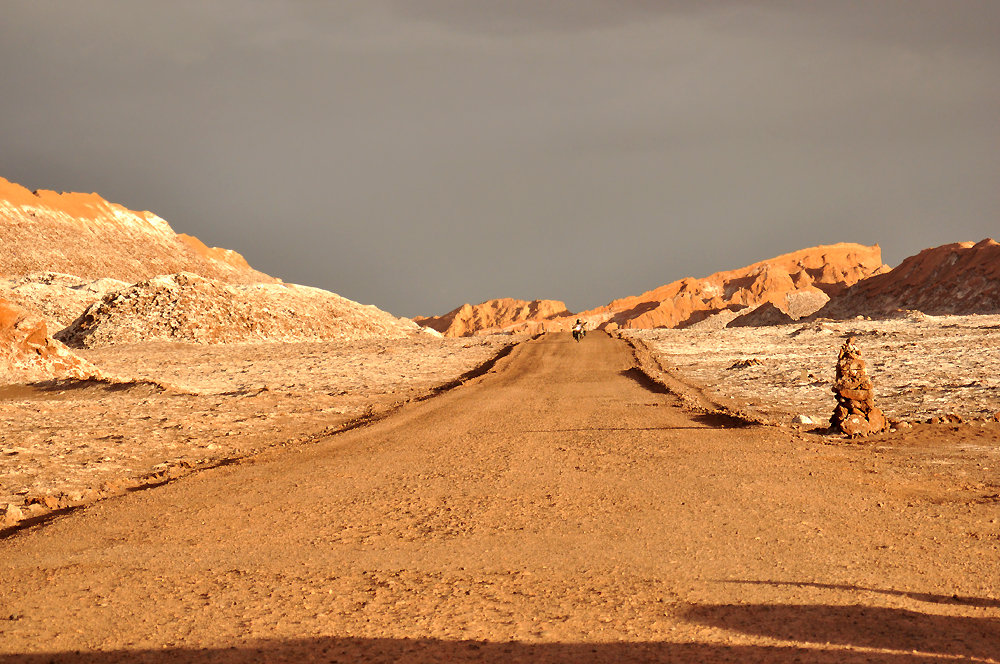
[624,312,1000,427]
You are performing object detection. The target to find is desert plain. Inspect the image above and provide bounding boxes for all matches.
[1,323,999,663]
[1,178,999,662]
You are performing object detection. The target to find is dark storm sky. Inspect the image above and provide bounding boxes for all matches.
[2,1,998,318]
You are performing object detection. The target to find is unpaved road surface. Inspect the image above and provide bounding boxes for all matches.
[1,333,998,663]
[0,335,520,517]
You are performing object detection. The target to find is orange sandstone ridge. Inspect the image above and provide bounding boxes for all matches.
[415,243,888,336]
[815,239,1000,319]
[0,176,273,284]
[413,299,572,337]
[583,243,888,331]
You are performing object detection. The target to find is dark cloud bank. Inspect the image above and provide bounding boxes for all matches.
[1,1,997,317]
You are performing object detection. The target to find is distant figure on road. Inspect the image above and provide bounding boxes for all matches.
[572,319,586,342]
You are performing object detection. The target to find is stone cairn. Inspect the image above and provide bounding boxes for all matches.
[831,336,887,436]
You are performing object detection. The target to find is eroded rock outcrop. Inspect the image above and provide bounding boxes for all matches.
[830,337,887,437]
[0,298,103,384]
[414,299,572,337]
[57,273,422,348]
[0,273,130,330]
[815,239,1000,319]
[0,176,274,285]
[583,243,888,330]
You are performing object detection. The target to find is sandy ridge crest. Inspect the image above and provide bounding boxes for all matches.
[0,177,275,286]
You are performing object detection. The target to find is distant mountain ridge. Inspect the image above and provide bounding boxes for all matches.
[814,239,1000,319]
[415,238,1000,337]
[415,243,889,336]
[414,299,571,337]
[582,243,887,331]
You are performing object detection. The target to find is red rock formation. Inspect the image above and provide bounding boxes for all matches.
[414,299,572,337]
[0,298,103,384]
[0,176,274,284]
[830,337,887,436]
[582,243,888,330]
[815,239,1000,319]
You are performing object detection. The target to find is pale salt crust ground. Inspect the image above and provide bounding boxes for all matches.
[624,313,1000,427]
[0,335,523,524]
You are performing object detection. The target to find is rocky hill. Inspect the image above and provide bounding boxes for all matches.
[413,299,572,337]
[0,298,104,384]
[413,244,888,336]
[57,273,423,348]
[0,177,428,363]
[0,177,274,285]
[815,239,1000,319]
[579,243,888,331]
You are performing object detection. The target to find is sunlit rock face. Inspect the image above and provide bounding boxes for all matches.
[1,176,422,346]
[0,176,274,285]
[414,298,573,337]
[0,298,103,384]
[413,244,889,336]
[581,243,888,330]
[815,239,1000,319]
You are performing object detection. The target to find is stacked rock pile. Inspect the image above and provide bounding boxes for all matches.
[831,336,888,436]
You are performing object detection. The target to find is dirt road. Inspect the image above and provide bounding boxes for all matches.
[1,333,998,662]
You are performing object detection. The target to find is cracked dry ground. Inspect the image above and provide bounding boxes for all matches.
[1,332,999,663]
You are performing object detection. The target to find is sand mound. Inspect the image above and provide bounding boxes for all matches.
[0,176,275,285]
[414,298,572,337]
[580,243,887,330]
[57,273,423,348]
[0,298,103,384]
[815,239,1000,319]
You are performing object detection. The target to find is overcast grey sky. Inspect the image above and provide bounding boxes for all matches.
[2,1,998,317]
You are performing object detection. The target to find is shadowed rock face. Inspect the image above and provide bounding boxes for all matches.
[726,302,796,328]
[0,176,275,285]
[580,243,888,330]
[0,298,102,384]
[815,239,1000,319]
[414,298,572,337]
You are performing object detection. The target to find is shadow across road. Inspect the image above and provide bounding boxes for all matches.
[618,368,756,429]
[682,602,1000,661]
[0,636,955,664]
[723,579,1000,609]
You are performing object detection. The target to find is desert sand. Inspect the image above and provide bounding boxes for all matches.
[2,178,999,662]
[1,335,520,524]
[625,313,1000,427]
[1,331,998,663]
